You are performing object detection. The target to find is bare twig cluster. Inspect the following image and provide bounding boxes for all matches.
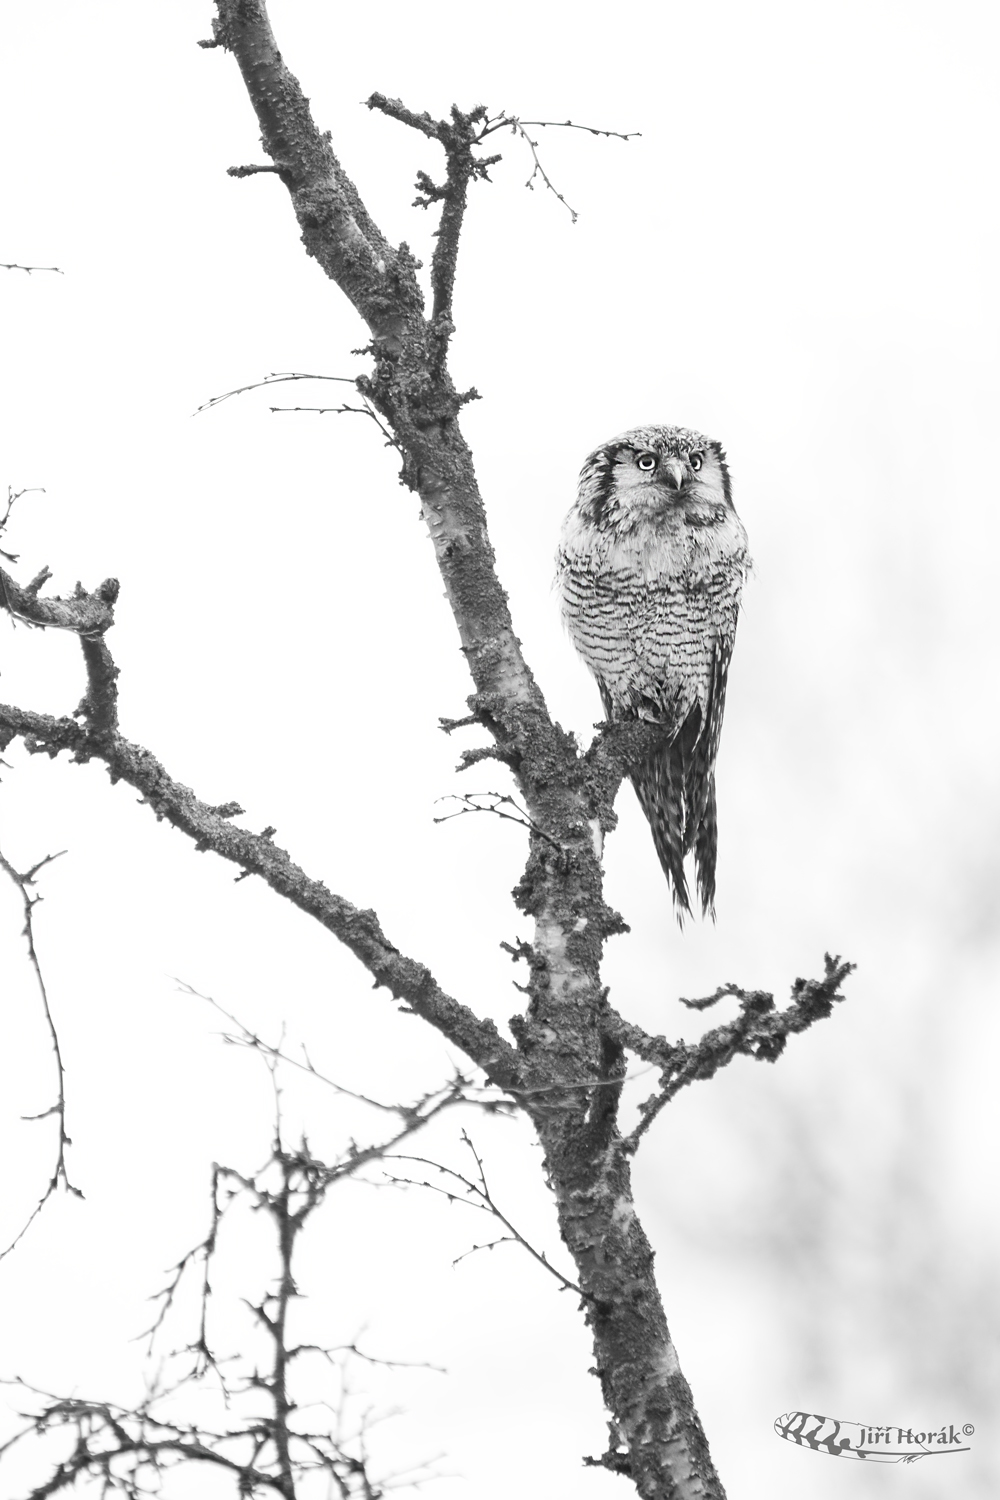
[0,1152,435,1498]
[0,1010,498,1498]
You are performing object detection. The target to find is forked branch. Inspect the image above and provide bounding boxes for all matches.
[0,593,520,1091]
[611,954,856,1150]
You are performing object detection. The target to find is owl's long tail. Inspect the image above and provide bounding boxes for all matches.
[631,709,718,920]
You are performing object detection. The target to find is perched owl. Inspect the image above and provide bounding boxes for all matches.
[556,425,750,917]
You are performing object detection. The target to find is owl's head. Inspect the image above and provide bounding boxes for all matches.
[576,424,731,529]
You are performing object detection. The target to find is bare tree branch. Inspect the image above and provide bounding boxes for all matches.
[0,570,117,636]
[367,94,501,327]
[610,954,857,1152]
[0,7,854,1496]
[211,2,413,348]
[212,1,549,765]
[0,687,520,1093]
[0,263,63,274]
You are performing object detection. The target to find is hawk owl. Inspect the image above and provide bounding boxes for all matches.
[556,424,750,917]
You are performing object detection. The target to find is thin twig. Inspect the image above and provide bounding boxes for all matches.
[508,119,579,222]
[0,486,46,566]
[481,116,640,143]
[385,1131,584,1297]
[193,370,356,416]
[175,980,509,1124]
[473,114,639,224]
[1,262,63,274]
[432,791,562,851]
[267,399,403,452]
[0,845,82,1260]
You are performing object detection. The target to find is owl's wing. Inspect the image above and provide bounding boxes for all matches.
[631,635,733,918]
[687,633,735,914]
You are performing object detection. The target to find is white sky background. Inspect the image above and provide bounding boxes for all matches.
[1,1,999,1496]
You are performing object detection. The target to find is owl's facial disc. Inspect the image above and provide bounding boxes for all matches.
[628,449,691,501]
[611,441,730,523]
[575,426,730,527]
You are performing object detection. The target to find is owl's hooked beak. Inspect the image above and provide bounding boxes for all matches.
[663,458,687,492]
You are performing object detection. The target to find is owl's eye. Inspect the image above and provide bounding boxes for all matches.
[689,451,704,471]
[636,452,657,472]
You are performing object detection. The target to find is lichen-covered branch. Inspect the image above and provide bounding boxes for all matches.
[366,94,500,331]
[608,954,856,1151]
[212,0,548,772]
[0,599,519,1094]
[0,565,117,635]
[210,1,410,348]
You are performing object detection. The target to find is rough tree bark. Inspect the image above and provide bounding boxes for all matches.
[0,5,852,1496]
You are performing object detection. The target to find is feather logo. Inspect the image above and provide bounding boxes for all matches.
[774,1410,973,1462]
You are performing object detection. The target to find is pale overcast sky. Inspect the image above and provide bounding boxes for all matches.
[1,3,999,1497]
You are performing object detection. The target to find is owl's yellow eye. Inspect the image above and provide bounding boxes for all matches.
[636,453,657,472]
[689,451,704,471]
